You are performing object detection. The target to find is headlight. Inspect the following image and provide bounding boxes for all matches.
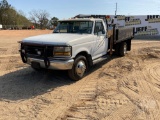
[53,46,71,57]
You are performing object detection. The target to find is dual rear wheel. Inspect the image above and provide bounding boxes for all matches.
[115,42,127,56]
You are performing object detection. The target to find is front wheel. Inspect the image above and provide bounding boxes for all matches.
[68,55,88,81]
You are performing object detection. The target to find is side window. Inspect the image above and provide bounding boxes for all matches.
[94,21,105,35]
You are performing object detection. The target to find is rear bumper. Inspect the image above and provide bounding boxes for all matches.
[27,57,74,70]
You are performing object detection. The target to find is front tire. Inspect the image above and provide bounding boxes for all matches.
[68,55,88,81]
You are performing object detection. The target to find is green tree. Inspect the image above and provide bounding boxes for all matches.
[0,0,31,29]
[0,0,11,24]
[50,17,59,27]
[16,10,31,28]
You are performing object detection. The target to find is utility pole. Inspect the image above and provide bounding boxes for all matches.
[115,3,117,16]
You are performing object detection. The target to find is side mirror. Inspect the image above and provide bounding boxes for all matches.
[111,18,114,24]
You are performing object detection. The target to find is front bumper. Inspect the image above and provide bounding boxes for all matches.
[27,57,74,70]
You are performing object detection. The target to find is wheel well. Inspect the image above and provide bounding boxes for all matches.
[75,51,93,67]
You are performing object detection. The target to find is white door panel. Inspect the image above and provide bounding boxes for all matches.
[92,20,108,60]
[92,35,108,59]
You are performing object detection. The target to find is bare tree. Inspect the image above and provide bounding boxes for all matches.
[29,9,49,29]
[29,10,38,28]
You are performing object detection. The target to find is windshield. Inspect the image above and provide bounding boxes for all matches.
[54,21,93,34]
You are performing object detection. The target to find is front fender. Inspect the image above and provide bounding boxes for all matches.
[72,46,91,58]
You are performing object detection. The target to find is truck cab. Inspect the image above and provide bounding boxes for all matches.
[53,18,108,60]
[20,15,133,80]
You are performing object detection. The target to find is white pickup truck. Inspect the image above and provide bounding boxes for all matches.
[19,15,134,80]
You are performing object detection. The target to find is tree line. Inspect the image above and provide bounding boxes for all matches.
[0,0,59,29]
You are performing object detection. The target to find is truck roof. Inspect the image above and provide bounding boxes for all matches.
[59,18,103,22]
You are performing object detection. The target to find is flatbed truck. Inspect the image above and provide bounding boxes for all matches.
[19,14,134,80]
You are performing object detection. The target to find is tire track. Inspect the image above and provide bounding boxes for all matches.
[31,69,101,120]
[58,68,101,120]
[59,55,141,120]
[118,60,160,120]
[148,63,160,83]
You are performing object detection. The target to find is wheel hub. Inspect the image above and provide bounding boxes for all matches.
[76,60,86,77]
[124,44,127,54]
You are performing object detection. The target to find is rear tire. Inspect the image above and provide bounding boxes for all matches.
[119,42,127,56]
[68,55,88,81]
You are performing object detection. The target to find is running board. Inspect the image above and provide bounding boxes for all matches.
[93,55,108,65]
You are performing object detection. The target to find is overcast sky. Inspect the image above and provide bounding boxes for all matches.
[7,0,160,19]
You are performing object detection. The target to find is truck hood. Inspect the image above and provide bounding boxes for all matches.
[22,33,93,46]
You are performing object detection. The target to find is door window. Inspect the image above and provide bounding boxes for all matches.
[94,21,105,35]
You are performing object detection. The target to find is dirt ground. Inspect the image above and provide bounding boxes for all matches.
[0,30,160,120]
